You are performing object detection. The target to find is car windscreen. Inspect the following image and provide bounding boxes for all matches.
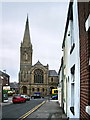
[13,96,20,99]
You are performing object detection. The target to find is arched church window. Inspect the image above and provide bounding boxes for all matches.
[34,69,43,83]
[42,88,44,92]
[51,77,53,82]
[24,71,27,79]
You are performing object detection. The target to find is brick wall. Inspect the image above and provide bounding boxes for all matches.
[78,2,90,119]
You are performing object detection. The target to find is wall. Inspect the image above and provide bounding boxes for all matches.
[63,0,80,118]
[78,2,90,119]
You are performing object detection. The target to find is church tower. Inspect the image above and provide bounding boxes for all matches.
[20,15,32,68]
[19,16,59,96]
[19,16,32,94]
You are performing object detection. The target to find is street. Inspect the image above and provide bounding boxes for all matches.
[2,98,44,119]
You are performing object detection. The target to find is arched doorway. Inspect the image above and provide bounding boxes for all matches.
[22,86,27,94]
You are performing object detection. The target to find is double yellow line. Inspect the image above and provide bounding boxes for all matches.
[17,101,46,120]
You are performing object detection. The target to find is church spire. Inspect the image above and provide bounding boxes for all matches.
[22,15,31,46]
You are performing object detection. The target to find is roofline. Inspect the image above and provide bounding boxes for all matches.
[58,57,63,75]
[62,1,73,49]
[0,70,10,77]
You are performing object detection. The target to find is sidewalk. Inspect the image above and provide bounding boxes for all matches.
[27,100,68,119]
[2,97,12,106]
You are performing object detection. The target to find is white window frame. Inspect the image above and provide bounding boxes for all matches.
[86,106,90,115]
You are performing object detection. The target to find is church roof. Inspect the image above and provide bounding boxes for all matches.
[48,70,58,77]
[36,60,42,65]
[34,60,43,66]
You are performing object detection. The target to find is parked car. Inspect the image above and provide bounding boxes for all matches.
[31,93,44,99]
[12,95,26,103]
[21,95,30,101]
[51,95,58,100]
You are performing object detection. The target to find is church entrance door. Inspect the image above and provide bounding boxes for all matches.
[22,86,27,94]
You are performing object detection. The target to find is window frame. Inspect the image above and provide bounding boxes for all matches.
[34,69,44,83]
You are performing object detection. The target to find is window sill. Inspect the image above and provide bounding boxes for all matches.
[70,43,75,54]
[71,82,75,84]
[86,106,90,115]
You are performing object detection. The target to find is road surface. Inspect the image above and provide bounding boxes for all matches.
[2,99,44,119]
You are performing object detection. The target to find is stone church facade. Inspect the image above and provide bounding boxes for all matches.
[19,16,59,96]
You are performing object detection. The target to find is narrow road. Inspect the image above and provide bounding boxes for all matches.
[2,99,44,119]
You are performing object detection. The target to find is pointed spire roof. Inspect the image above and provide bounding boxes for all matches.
[22,15,31,46]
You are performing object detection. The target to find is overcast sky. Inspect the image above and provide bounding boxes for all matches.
[0,1,69,82]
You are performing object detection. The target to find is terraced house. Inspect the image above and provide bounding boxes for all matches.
[58,0,90,119]
[19,16,59,97]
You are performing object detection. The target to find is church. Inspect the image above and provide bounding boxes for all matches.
[19,16,59,96]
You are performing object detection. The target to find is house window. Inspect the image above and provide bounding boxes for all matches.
[71,83,74,107]
[34,69,43,83]
[70,83,75,115]
[70,65,75,115]
[71,65,75,83]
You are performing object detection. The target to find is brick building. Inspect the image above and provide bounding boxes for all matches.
[0,70,10,103]
[78,2,90,119]
[0,70,10,86]
[58,0,90,119]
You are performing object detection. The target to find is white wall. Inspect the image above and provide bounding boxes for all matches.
[64,0,80,118]
[58,67,63,107]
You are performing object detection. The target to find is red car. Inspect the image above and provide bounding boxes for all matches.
[12,96,26,103]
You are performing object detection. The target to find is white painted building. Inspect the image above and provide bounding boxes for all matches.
[58,57,63,107]
[59,0,80,118]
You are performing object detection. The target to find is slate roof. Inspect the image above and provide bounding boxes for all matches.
[0,70,10,77]
[10,82,19,89]
[48,70,58,77]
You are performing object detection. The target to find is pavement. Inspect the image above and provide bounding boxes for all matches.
[27,100,68,119]
[1,97,12,106]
